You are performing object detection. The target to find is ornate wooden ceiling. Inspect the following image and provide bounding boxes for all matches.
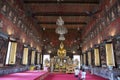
[23,0,100,49]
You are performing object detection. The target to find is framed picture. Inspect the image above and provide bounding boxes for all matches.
[24,26,27,33]
[21,24,24,29]
[8,10,13,20]
[113,3,118,17]
[13,15,17,24]
[106,15,110,25]
[110,6,116,21]
[0,20,3,28]
[17,20,21,27]
[1,4,7,15]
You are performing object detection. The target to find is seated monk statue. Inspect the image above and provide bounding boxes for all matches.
[45,58,50,67]
[57,42,66,58]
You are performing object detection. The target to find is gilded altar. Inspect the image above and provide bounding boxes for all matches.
[50,42,79,73]
[53,56,73,72]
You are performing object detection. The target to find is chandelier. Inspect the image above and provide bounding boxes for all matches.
[55,17,68,41]
[59,34,65,41]
[55,26,68,35]
[56,16,64,26]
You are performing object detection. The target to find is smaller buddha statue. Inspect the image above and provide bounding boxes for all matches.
[57,42,66,58]
[45,58,50,67]
[74,59,79,66]
[67,58,72,65]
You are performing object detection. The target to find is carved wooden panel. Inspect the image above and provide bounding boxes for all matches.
[28,48,32,65]
[91,49,95,66]
[16,42,23,65]
[0,36,8,67]
[114,38,120,68]
[100,44,107,67]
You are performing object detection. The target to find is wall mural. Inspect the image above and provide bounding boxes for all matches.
[16,42,23,65]
[100,43,107,67]
[83,1,120,49]
[0,36,8,67]
[0,0,41,48]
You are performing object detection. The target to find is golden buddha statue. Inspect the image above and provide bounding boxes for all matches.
[57,42,66,58]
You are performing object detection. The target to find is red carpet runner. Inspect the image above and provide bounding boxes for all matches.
[0,70,48,80]
[44,72,108,80]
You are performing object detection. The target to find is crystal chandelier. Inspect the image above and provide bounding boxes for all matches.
[55,26,68,35]
[55,16,68,35]
[56,16,64,26]
[59,34,65,41]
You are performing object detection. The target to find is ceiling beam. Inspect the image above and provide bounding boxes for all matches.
[41,28,83,30]
[24,0,99,4]
[33,12,90,16]
[38,22,87,25]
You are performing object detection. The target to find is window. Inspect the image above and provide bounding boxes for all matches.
[88,51,92,66]
[31,51,35,65]
[37,53,40,65]
[83,53,86,65]
[22,47,28,65]
[73,55,80,68]
[6,41,17,65]
[94,48,100,66]
[105,43,115,66]
[43,55,50,67]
